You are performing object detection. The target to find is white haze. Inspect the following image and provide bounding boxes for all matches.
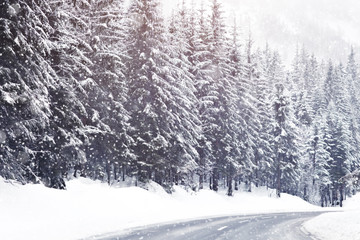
[162,0,360,64]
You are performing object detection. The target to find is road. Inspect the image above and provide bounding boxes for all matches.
[90,212,323,240]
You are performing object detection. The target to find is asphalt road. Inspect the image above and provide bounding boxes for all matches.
[90,212,323,240]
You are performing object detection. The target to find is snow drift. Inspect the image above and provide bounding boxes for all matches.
[0,177,322,240]
[304,193,360,240]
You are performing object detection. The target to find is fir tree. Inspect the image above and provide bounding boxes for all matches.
[125,0,200,189]
[272,58,300,197]
[0,0,66,187]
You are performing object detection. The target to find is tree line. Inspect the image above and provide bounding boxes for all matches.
[1,0,359,206]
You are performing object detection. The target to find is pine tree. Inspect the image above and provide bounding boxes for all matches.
[251,44,276,188]
[345,49,360,189]
[325,112,351,207]
[184,0,214,189]
[290,47,313,126]
[272,55,300,197]
[125,0,200,190]
[167,0,204,189]
[301,116,331,205]
[225,18,244,195]
[54,0,134,183]
[0,0,67,187]
[203,0,242,193]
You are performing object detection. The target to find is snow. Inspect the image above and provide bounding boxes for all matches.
[0,177,324,240]
[304,193,360,240]
[1,91,16,105]
[0,130,6,144]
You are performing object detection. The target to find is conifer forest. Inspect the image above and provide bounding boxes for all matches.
[1,0,360,207]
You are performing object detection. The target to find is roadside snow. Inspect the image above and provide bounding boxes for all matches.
[0,177,322,240]
[304,194,360,240]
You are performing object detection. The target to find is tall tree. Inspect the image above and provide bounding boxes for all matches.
[204,0,242,193]
[300,116,331,205]
[184,0,214,189]
[0,0,68,187]
[345,49,360,188]
[125,0,200,189]
[272,54,300,197]
[251,44,276,188]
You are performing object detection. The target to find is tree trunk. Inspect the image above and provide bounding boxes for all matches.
[248,176,252,192]
[106,163,111,185]
[199,173,204,190]
[254,154,259,188]
[331,187,338,206]
[227,175,233,196]
[276,162,281,198]
[213,168,219,192]
[234,176,239,191]
[320,193,324,207]
[154,170,162,185]
[175,173,179,185]
[114,164,118,181]
[122,164,126,181]
[340,184,344,207]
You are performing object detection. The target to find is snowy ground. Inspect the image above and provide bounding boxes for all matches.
[0,177,337,240]
[304,193,360,240]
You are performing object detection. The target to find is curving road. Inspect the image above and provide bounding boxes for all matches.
[90,212,323,240]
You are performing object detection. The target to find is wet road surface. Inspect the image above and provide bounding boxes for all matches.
[88,212,323,240]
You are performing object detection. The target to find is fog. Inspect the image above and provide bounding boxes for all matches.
[162,0,360,64]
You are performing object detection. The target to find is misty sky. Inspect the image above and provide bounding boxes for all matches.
[162,0,360,64]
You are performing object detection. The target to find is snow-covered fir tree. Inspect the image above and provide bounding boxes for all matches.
[0,0,66,187]
[125,0,201,190]
[1,0,360,207]
[271,54,300,197]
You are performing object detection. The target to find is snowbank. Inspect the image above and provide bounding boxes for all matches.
[304,194,360,240]
[0,177,322,240]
